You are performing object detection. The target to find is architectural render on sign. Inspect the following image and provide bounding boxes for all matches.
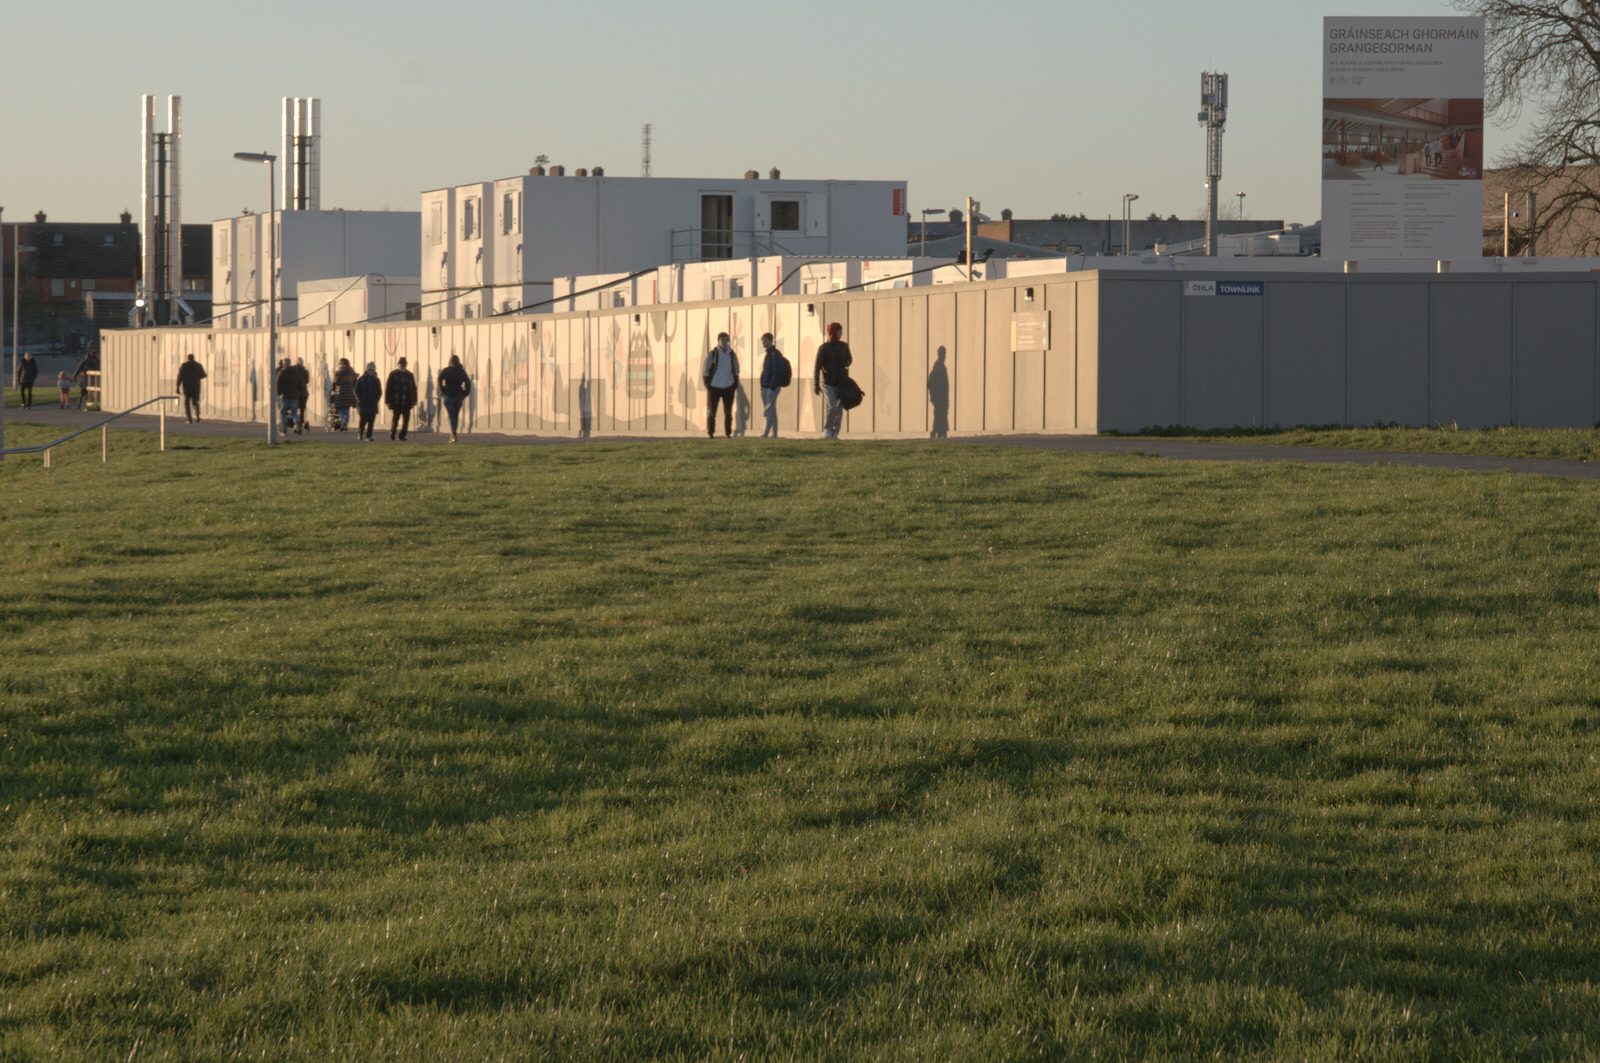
[212,210,420,328]
[422,171,909,320]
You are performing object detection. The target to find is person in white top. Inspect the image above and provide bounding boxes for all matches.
[701,332,741,438]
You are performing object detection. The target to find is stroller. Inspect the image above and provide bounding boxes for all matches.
[326,390,350,432]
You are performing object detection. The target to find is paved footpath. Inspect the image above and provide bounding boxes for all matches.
[7,406,1600,481]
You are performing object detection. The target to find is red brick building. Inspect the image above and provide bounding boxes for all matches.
[1,211,209,354]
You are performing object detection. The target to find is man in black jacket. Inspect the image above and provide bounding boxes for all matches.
[385,357,419,441]
[275,357,301,434]
[176,354,207,423]
[813,322,852,440]
[16,352,39,408]
[701,332,740,438]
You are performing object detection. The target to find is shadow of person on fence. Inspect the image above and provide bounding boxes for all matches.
[928,346,950,439]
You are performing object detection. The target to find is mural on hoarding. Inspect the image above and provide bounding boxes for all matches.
[650,311,679,426]
[627,319,654,400]
[533,321,566,429]
[500,332,529,400]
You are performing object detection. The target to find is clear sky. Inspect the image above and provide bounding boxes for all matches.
[3,0,1502,229]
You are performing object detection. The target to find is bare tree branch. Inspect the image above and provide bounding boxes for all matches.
[1460,0,1600,250]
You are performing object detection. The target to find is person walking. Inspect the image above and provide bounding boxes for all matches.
[757,332,790,438]
[74,352,99,410]
[291,357,311,431]
[385,357,419,441]
[813,322,852,440]
[702,331,740,438]
[354,362,383,442]
[16,352,38,408]
[57,371,73,409]
[176,353,207,423]
[330,357,359,431]
[275,357,301,435]
[438,354,472,443]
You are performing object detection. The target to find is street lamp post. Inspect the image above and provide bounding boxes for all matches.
[1122,194,1140,256]
[1235,191,1246,222]
[234,151,278,445]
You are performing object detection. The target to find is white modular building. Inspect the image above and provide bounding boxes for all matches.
[294,275,422,326]
[212,210,421,328]
[422,170,909,320]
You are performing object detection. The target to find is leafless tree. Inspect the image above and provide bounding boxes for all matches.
[1462,0,1600,251]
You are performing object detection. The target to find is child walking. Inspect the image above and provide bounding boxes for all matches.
[57,372,72,408]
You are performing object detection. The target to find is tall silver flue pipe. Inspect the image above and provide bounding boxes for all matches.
[165,95,182,319]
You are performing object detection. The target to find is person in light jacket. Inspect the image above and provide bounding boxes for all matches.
[702,332,739,439]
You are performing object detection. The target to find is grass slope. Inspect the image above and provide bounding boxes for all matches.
[3,428,1599,1059]
[1135,424,1600,463]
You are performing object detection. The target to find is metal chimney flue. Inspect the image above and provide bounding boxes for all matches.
[281,96,322,211]
[139,93,183,325]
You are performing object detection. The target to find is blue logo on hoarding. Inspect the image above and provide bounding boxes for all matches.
[1217,281,1264,296]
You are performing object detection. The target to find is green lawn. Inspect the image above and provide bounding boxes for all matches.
[1134,424,1600,463]
[3,428,1599,1059]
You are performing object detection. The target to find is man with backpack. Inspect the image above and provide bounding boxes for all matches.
[757,332,791,438]
[701,332,740,439]
[813,322,853,440]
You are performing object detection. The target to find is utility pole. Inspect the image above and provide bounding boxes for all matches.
[1199,72,1228,256]
[641,123,653,178]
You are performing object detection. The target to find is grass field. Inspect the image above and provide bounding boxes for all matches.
[1134,424,1600,463]
[3,424,1600,1058]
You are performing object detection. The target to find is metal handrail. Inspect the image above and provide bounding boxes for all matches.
[0,395,180,468]
[668,228,802,262]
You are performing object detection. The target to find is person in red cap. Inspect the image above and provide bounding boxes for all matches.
[813,322,852,439]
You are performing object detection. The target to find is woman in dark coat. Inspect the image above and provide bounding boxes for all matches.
[354,362,383,441]
[437,354,472,443]
[330,357,360,431]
